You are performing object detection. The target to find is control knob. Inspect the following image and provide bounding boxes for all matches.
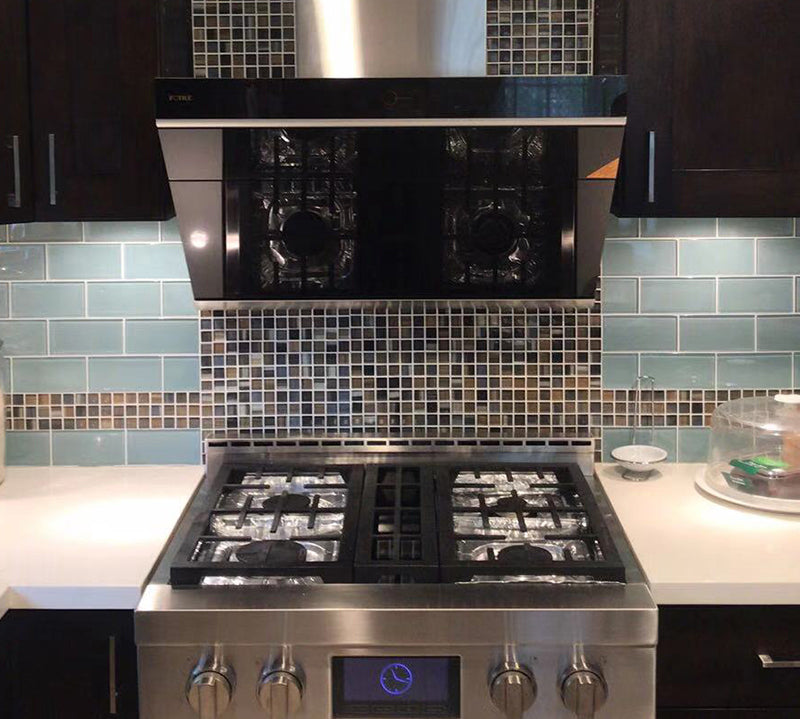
[560,666,608,719]
[489,663,536,719]
[186,663,234,719]
[257,669,303,719]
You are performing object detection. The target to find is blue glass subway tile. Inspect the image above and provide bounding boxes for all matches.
[605,215,639,238]
[127,429,202,465]
[719,217,793,238]
[679,239,754,276]
[84,221,160,242]
[600,278,637,314]
[7,431,50,466]
[680,317,755,352]
[717,354,792,389]
[9,222,82,242]
[719,278,793,314]
[640,279,716,314]
[162,282,197,316]
[601,354,638,389]
[13,358,87,393]
[641,217,716,238]
[0,321,47,355]
[0,245,45,280]
[758,239,800,275]
[0,284,8,318]
[757,316,800,351]
[11,282,84,318]
[126,319,198,354]
[164,357,200,391]
[123,244,189,280]
[160,218,182,242]
[601,240,676,276]
[678,428,711,463]
[88,357,162,391]
[48,244,121,279]
[603,316,677,351]
[87,282,161,318]
[640,354,715,389]
[52,431,126,466]
[49,320,123,355]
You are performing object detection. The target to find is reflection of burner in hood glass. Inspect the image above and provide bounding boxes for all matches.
[281,210,334,258]
[497,544,553,564]
[469,210,517,257]
[234,540,307,565]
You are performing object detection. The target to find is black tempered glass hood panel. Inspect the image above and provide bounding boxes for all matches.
[155,77,626,303]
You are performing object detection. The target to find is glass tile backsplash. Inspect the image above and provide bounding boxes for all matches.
[1,216,799,466]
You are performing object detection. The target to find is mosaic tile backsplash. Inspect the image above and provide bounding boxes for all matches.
[2,216,800,466]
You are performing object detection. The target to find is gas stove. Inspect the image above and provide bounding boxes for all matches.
[136,445,656,719]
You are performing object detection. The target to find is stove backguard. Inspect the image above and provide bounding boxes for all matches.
[157,77,625,303]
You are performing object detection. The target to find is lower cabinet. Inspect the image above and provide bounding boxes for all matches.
[658,606,800,717]
[0,610,138,719]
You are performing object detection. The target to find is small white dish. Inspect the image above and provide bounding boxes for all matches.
[611,444,668,480]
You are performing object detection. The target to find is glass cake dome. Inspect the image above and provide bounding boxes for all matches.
[705,393,800,506]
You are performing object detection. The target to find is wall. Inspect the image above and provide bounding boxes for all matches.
[0,220,201,465]
[600,215,800,463]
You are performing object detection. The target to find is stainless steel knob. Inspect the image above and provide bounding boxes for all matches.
[257,670,303,719]
[561,667,608,719]
[186,670,233,719]
[489,664,536,719]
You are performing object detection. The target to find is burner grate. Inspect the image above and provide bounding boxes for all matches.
[437,464,626,583]
[170,464,363,586]
[354,466,440,584]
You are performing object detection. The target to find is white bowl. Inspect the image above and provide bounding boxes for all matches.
[611,444,668,474]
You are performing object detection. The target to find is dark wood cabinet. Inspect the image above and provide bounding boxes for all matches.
[0,0,171,223]
[0,0,34,222]
[658,606,800,716]
[0,610,139,719]
[616,0,800,217]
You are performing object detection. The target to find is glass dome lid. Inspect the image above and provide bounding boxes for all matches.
[704,393,800,507]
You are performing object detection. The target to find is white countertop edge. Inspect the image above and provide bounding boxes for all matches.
[2,586,144,613]
[650,583,800,606]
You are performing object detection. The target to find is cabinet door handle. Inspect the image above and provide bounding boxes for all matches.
[6,135,21,208]
[647,130,656,204]
[48,132,57,206]
[108,635,118,714]
[758,653,800,669]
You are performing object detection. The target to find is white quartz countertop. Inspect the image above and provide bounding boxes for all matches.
[597,462,800,605]
[0,465,203,620]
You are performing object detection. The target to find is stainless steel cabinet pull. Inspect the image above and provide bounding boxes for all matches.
[647,130,656,204]
[758,653,800,669]
[108,635,118,714]
[48,132,57,205]
[7,135,21,208]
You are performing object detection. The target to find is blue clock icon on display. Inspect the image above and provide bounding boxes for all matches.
[379,662,414,696]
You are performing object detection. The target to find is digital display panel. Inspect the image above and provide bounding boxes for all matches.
[332,657,460,718]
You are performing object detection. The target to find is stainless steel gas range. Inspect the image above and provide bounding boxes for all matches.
[136,445,656,719]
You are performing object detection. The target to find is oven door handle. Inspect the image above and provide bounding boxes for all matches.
[758,653,800,669]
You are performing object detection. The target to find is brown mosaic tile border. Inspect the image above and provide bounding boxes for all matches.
[7,392,202,432]
[596,389,780,430]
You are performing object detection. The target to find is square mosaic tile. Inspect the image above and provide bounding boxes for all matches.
[486,0,594,77]
[192,0,296,79]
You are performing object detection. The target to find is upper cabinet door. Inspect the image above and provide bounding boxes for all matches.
[27,0,171,221]
[617,0,800,217]
[0,0,34,223]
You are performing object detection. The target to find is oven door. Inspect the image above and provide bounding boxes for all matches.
[221,126,578,301]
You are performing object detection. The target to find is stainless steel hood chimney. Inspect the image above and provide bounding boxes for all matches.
[157,0,626,305]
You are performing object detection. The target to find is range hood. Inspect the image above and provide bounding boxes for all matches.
[156,0,626,305]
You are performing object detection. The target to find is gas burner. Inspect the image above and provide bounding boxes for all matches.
[234,540,307,565]
[281,209,335,258]
[262,493,312,512]
[491,494,530,514]
[497,544,553,564]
